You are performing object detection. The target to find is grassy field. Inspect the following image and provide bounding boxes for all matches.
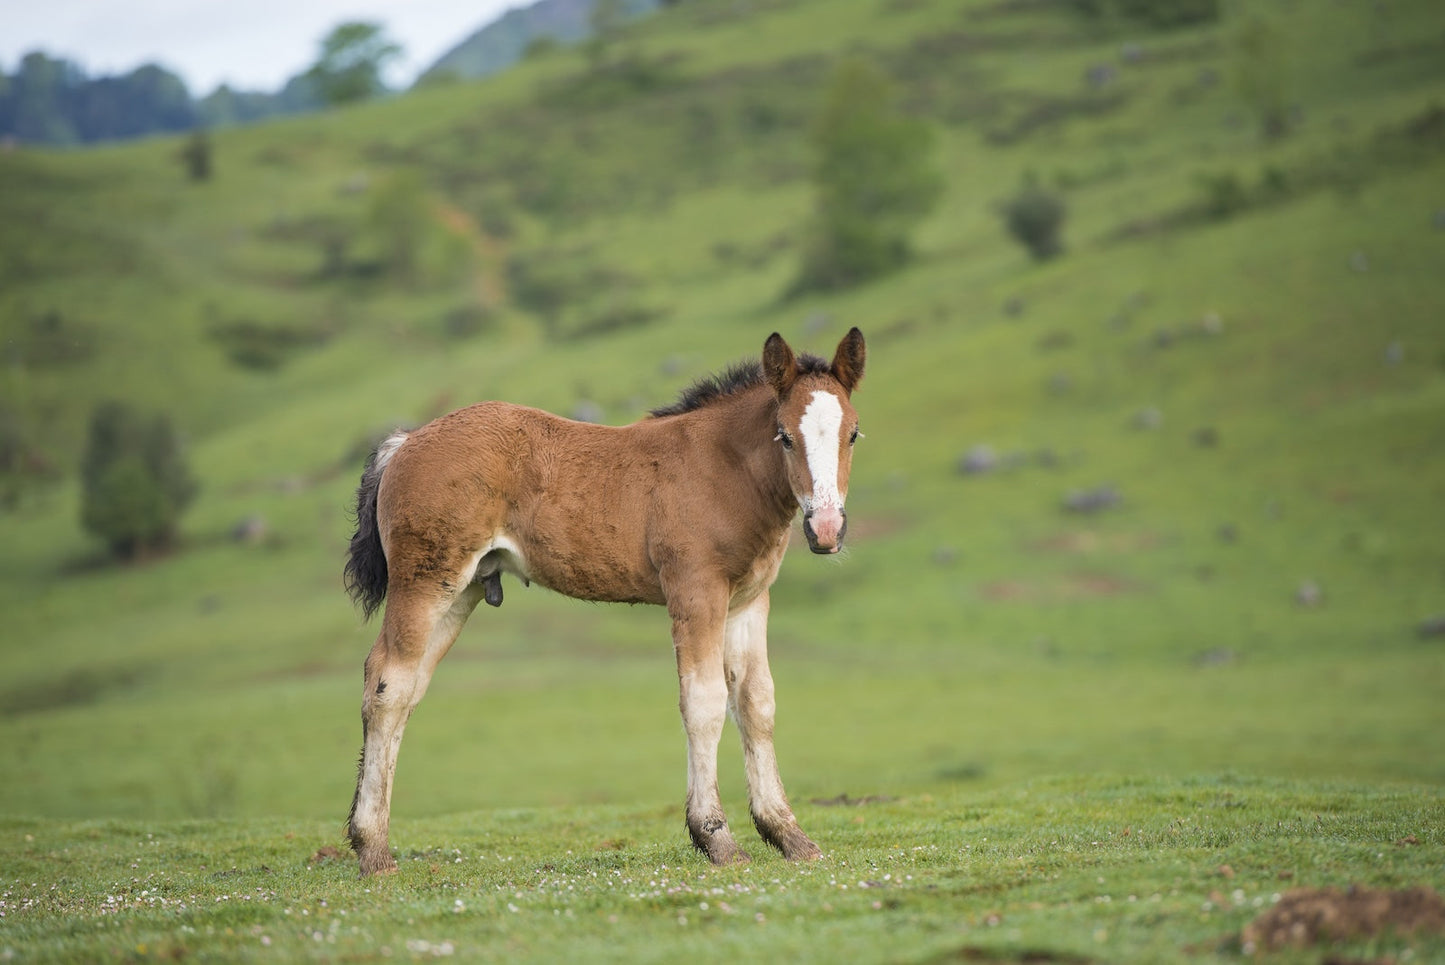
[2,0,1444,960]
[4,777,1443,963]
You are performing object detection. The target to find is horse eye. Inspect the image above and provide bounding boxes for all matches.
[776,428,793,450]
[849,427,860,445]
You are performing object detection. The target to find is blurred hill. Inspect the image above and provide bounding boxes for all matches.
[0,0,1442,822]
[0,0,669,146]
[421,0,662,83]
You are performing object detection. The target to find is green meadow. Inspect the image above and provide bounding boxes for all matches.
[1,0,1443,960]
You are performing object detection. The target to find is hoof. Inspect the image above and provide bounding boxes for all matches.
[359,862,399,878]
[784,837,823,861]
[754,816,822,861]
[356,847,398,877]
[689,815,749,866]
[708,843,751,866]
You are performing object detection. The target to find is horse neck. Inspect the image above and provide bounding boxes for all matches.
[701,385,797,526]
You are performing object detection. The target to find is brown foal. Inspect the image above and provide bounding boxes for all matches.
[343,329,866,876]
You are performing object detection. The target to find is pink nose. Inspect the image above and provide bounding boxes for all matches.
[803,506,847,554]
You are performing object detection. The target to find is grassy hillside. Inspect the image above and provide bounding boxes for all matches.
[1,0,1443,960]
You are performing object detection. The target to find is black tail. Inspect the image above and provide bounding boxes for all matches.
[344,435,400,621]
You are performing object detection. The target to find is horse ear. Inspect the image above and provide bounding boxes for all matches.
[830,327,866,394]
[762,332,797,397]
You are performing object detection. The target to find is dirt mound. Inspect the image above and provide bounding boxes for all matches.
[1242,885,1445,952]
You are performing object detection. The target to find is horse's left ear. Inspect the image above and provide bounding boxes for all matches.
[830,327,866,395]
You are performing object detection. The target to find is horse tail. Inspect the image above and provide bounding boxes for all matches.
[344,431,407,621]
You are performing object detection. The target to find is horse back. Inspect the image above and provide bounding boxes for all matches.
[373,402,666,605]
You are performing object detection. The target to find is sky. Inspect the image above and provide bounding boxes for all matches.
[0,0,520,95]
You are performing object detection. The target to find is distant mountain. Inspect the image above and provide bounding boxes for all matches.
[420,0,661,83]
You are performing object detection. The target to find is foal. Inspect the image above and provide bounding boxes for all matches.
[343,329,866,876]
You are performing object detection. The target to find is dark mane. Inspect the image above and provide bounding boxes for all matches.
[649,353,831,418]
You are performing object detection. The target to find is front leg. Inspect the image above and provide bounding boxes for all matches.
[725,592,821,860]
[669,581,749,865]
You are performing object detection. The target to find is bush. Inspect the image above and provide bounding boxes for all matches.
[363,171,471,288]
[79,402,197,559]
[1232,11,1292,139]
[207,318,331,371]
[1001,174,1067,261]
[1195,170,1247,220]
[178,130,212,182]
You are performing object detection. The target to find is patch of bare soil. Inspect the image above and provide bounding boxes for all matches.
[925,946,1090,964]
[810,793,895,807]
[308,846,344,866]
[1241,885,1445,953]
[1030,530,1161,554]
[980,573,1140,602]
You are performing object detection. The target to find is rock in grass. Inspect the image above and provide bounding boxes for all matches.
[1084,63,1116,89]
[1418,614,1445,639]
[958,445,998,475]
[1131,406,1163,430]
[231,514,268,544]
[1295,581,1323,607]
[1062,485,1120,514]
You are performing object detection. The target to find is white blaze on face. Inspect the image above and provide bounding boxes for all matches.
[798,390,845,512]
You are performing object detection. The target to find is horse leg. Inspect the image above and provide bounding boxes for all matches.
[347,584,482,876]
[670,583,749,865]
[725,593,822,860]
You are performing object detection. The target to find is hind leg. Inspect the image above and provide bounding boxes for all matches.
[347,583,483,876]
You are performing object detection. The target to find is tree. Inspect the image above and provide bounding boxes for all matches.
[1232,9,1292,139]
[1001,172,1067,261]
[305,22,401,107]
[179,129,212,181]
[586,0,627,67]
[790,59,942,295]
[80,402,197,559]
[367,170,431,286]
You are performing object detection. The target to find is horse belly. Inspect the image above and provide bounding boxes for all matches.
[524,548,664,605]
[510,510,664,606]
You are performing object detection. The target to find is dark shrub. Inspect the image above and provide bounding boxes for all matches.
[79,402,197,559]
[1001,174,1066,261]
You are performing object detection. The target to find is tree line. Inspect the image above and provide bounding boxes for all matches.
[0,23,403,146]
[0,51,312,145]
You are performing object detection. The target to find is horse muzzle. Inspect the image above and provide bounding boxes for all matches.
[803,506,847,554]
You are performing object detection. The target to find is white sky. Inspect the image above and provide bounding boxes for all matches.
[0,0,521,95]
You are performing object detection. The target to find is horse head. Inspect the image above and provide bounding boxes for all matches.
[762,327,866,554]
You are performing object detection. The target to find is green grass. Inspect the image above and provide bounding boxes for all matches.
[3,777,1442,963]
[2,0,1444,960]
